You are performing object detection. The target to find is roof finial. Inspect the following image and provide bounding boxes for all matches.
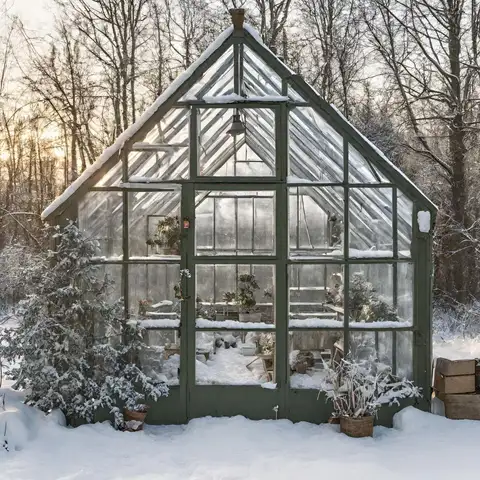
[229,8,245,31]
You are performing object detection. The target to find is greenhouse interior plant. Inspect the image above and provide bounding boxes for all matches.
[236,274,262,323]
[146,216,181,255]
[319,357,421,438]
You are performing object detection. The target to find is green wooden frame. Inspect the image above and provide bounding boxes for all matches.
[46,23,436,426]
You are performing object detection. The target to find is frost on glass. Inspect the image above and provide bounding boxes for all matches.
[198,107,275,177]
[195,331,275,385]
[289,330,344,389]
[349,188,393,257]
[180,47,234,101]
[289,186,344,258]
[140,329,180,386]
[398,192,413,257]
[289,264,344,328]
[78,191,123,259]
[195,264,275,325]
[195,191,275,255]
[129,190,181,258]
[128,108,190,181]
[348,144,388,183]
[128,263,180,322]
[243,46,282,96]
[289,107,343,182]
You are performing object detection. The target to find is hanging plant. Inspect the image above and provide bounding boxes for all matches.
[146,216,181,255]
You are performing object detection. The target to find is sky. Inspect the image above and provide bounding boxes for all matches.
[10,0,54,32]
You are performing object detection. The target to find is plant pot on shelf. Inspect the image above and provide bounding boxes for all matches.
[155,246,179,256]
[239,312,262,323]
[340,415,374,438]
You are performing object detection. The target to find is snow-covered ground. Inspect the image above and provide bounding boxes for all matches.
[0,390,479,480]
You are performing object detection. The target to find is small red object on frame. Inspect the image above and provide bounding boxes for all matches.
[183,217,190,229]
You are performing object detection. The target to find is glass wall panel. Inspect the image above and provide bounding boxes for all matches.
[243,46,282,96]
[289,264,344,327]
[396,331,413,379]
[289,330,344,389]
[128,264,180,323]
[140,329,180,385]
[289,186,344,258]
[198,108,275,177]
[349,188,393,257]
[195,191,275,255]
[94,264,123,305]
[397,263,414,324]
[348,264,399,326]
[398,192,413,257]
[128,108,189,181]
[195,331,276,385]
[195,264,275,325]
[129,190,181,258]
[180,47,234,100]
[350,331,393,367]
[348,144,388,183]
[289,107,343,182]
[78,191,123,259]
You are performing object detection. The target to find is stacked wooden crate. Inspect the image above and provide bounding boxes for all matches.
[434,357,480,420]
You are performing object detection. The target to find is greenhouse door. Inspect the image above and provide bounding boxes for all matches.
[183,184,285,420]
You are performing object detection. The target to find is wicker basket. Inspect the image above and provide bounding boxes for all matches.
[340,416,374,438]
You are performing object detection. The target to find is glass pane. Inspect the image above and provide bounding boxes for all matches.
[289,107,343,182]
[95,161,122,187]
[349,188,393,257]
[128,108,189,181]
[140,329,180,385]
[198,108,275,177]
[289,330,344,389]
[196,331,276,385]
[398,192,413,257]
[78,191,123,259]
[396,331,413,379]
[94,264,123,305]
[348,264,410,326]
[289,186,344,258]
[180,47,234,100]
[195,264,275,326]
[288,83,307,102]
[243,46,282,96]
[195,191,275,255]
[397,263,414,324]
[349,144,388,183]
[350,331,393,367]
[129,190,181,258]
[128,264,180,323]
[289,264,344,328]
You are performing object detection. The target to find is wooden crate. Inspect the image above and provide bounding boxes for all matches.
[436,392,480,420]
[434,358,476,394]
[436,358,475,376]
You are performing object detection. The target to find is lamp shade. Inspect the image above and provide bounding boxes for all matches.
[227,113,246,136]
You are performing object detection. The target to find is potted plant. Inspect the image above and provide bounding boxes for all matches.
[123,403,150,432]
[146,216,181,255]
[215,291,236,321]
[318,357,421,438]
[237,274,262,323]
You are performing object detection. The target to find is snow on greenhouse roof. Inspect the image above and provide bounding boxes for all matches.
[42,20,436,221]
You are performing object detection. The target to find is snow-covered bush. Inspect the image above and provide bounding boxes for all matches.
[319,357,421,418]
[0,223,168,428]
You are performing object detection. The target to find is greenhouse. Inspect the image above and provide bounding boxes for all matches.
[42,10,436,425]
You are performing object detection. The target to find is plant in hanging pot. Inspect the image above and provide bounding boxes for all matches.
[318,357,421,438]
[236,274,262,323]
[146,216,181,256]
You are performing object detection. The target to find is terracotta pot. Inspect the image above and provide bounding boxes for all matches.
[340,415,374,438]
[124,408,148,429]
